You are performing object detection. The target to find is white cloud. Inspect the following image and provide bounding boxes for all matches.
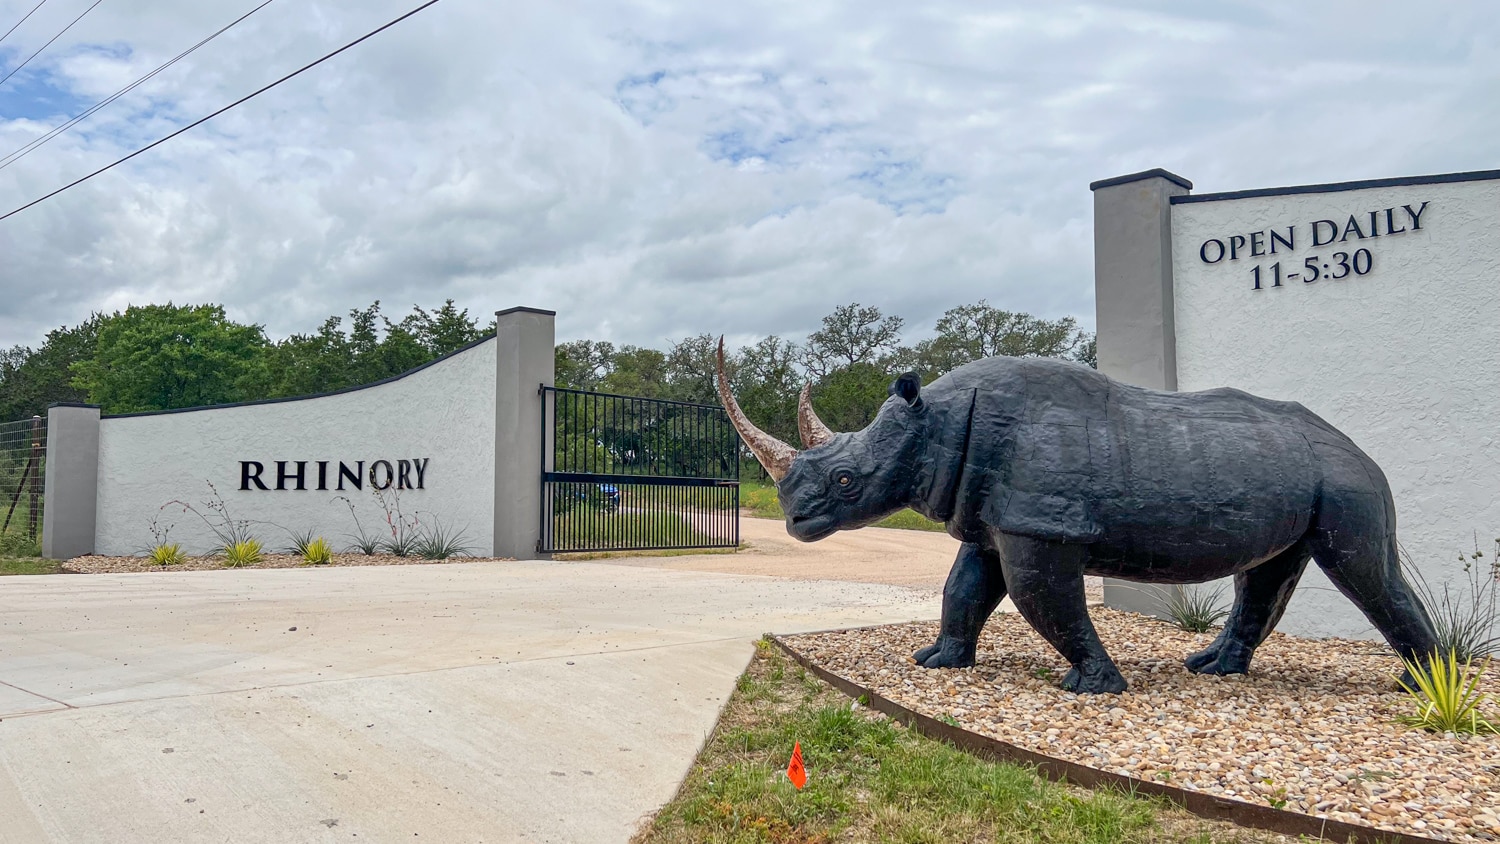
[0,0,1495,352]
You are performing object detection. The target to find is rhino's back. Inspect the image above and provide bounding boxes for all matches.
[935,357,1360,574]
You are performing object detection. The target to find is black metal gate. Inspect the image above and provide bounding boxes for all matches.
[539,386,740,553]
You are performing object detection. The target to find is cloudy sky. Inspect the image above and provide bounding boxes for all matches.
[0,0,1495,352]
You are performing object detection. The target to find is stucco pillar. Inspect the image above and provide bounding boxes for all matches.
[1091,169,1192,618]
[493,307,555,560]
[41,403,101,560]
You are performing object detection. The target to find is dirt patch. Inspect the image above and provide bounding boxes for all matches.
[783,610,1500,842]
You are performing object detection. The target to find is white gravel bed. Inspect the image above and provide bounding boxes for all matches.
[783,609,1500,842]
[62,552,511,574]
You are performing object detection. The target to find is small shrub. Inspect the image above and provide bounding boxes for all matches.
[333,495,382,555]
[0,531,41,557]
[1397,649,1499,735]
[1158,584,1229,633]
[383,532,417,557]
[223,539,263,568]
[303,537,333,565]
[284,528,317,556]
[149,543,185,566]
[413,518,472,560]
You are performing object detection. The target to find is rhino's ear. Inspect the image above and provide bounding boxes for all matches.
[889,372,922,407]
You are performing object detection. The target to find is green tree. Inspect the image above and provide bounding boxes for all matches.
[733,335,801,448]
[663,334,720,404]
[0,315,101,420]
[809,362,895,432]
[803,303,904,378]
[1073,332,1097,369]
[72,304,268,413]
[912,301,1083,378]
[555,340,616,391]
[257,315,357,398]
[601,346,668,397]
[410,299,484,356]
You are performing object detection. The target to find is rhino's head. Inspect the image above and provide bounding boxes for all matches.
[716,339,929,542]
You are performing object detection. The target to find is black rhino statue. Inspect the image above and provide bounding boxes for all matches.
[716,341,1438,694]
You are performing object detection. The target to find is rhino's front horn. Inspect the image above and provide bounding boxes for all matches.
[716,336,798,482]
[797,384,835,448]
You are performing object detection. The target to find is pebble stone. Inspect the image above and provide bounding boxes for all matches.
[62,552,511,574]
[783,608,1500,843]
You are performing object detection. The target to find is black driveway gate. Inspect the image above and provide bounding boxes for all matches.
[539,386,740,553]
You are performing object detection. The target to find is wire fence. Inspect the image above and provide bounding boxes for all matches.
[0,416,46,549]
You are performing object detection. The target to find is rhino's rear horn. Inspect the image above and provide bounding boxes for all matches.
[797,384,836,448]
[716,337,798,482]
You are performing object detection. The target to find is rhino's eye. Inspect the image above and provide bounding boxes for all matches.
[837,473,852,486]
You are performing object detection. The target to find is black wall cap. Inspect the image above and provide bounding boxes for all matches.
[46,402,101,410]
[496,306,557,317]
[1171,167,1500,204]
[1089,168,1193,192]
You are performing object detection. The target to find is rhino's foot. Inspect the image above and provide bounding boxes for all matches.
[1184,642,1251,676]
[913,638,976,669]
[1061,660,1127,694]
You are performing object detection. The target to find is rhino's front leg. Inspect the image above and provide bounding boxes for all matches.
[914,542,1007,668]
[994,532,1127,694]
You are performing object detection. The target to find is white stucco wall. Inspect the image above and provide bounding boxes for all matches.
[94,338,497,556]
[1171,175,1500,638]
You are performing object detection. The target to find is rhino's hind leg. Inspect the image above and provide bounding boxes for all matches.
[1186,544,1310,675]
[914,542,1007,668]
[994,533,1126,694]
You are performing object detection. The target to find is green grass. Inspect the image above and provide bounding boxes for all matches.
[741,479,948,532]
[0,556,62,575]
[550,509,716,551]
[635,641,1276,844]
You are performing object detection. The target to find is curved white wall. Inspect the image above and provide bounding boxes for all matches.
[1171,177,1500,638]
[95,339,497,556]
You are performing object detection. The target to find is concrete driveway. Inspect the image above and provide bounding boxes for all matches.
[0,553,938,843]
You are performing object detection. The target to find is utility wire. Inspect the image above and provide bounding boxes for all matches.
[0,0,104,89]
[0,0,277,172]
[0,0,444,223]
[0,0,51,49]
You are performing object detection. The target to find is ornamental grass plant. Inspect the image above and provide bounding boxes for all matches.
[1157,585,1230,633]
[149,543,185,566]
[303,537,333,565]
[1397,649,1499,735]
[223,538,263,568]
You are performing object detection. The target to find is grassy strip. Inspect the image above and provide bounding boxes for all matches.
[741,479,948,533]
[635,641,1280,844]
[0,557,63,576]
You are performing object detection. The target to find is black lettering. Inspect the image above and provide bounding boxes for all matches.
[337,461,364,491]
[317,460,329,491]
[1385,207,1406,235]
[1311,219,1338,246]
[1340,215,1366,242]
[1368,210,1381,237]
[1404,201,1429,230]
[240,461,269,491]
[370,460,394,491]
[276,460,307,491]
[1249,231,1265,257]
[1200,239,1225,264]
[1269,227,1294,254]
[1229,234,1247,260]
[414,458,429,490]
[398,459,412,490]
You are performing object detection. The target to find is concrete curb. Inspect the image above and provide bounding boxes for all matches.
[768,634,1444,844]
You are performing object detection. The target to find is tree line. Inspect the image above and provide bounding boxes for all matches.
[555,301,1096,450]
[0,299,1094,427]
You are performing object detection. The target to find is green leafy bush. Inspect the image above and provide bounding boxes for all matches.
[1397,649,1498,735]
[223,539,263,568]
[149,543,185,566]
[303,537,333,565]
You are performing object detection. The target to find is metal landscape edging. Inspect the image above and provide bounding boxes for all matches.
[768,634,1446,844]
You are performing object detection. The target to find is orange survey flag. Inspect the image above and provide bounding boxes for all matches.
[786,741,807,789]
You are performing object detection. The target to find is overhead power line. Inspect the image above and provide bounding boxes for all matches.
[0,0,445,224]
[0,0,277,172]
[0,0,51,49]
[0,0,104,90]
